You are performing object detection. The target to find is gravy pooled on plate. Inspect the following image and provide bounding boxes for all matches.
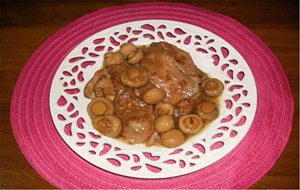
[84,42,224,148]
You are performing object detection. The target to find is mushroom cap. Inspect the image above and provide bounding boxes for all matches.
[202,78,224,97]
[104,52,125,67]
[87,97,113,118]
[196,101,219,120]
[143,88,166,104]
[84,69,110,99]
[119,43,137,56]
[154,102,174,116]
[92,115,122,138]
[161,129,185,148]
[178,114,204,135]
[128,49,143,64]
[120,66,150,88]
[154,115,175,133]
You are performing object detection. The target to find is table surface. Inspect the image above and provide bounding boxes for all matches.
[0,0,298,189]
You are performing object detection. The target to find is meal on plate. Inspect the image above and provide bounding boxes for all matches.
[84,42,224,148]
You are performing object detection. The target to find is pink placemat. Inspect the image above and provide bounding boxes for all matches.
[10,2,294,189]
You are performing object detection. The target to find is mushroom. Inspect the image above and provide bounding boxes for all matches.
[87,97,113,118]
[92,115,122,138]
[154,115,174,133]
[143,88,165,104]
[128,49,143,64]
[196,101,219,120]
[119,43,137,56]
[120,66,150,88]
[84,69,111,99]
[93,77,115,101]
[161,129,185,148]
[104,52,125,67]
[154,102,174,116]
[178,114,204,135]
[176,88,206,116]
[176,99,194,116]
[202,78,224,97]
[134,83,155,98]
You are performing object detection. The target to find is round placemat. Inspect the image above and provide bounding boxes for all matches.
[10,2,294,189]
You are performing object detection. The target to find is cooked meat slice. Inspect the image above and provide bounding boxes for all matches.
[114,89,154,144]
[106,64,155,144]
[141,42,206,104]
[159,42,207,83]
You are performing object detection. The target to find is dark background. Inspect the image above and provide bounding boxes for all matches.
[1,0,299,189]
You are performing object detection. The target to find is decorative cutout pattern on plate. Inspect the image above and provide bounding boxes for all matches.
[50,20,257,178]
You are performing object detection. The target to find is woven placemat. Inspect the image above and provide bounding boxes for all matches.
[10,2,294,189]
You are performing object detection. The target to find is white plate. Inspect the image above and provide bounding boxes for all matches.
[49,20,257,178]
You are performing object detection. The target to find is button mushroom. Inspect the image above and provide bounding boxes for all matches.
[92,115,122,138]
[104,52,125,67]
[84,69,110,99]
[161,129,185,148]
[93,76,115,101]
[202,78,224,97]
[178,114,204,135]
[154,102,174,116]
[196,101,219,120]
[128,49,143,64]
[143,88,165,104]
[87,97,113,118]
[154,115,174,133]
[119,43,137,56]
[120,66,150,88]
[134,83,155,98]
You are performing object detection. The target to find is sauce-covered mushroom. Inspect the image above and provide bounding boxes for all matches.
[84,69,110,99]
[93,76,115,101]
[202,78,224,97]
[161,129,185,148]
[154,102,174,116]
[104,52,125,67]
[196,101,219,120]
[119,43,137,56]
[154,115,174,133]
[143,88,165,104]
[128,49,143,64]
[93,115,122,138]
[87,97,113,118]
[120,66,149,88]
[179,114,204,135]
[134,83,155,98]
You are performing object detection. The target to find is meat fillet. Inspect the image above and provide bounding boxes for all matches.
[141,42,207,105]
[107,65,154,144]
